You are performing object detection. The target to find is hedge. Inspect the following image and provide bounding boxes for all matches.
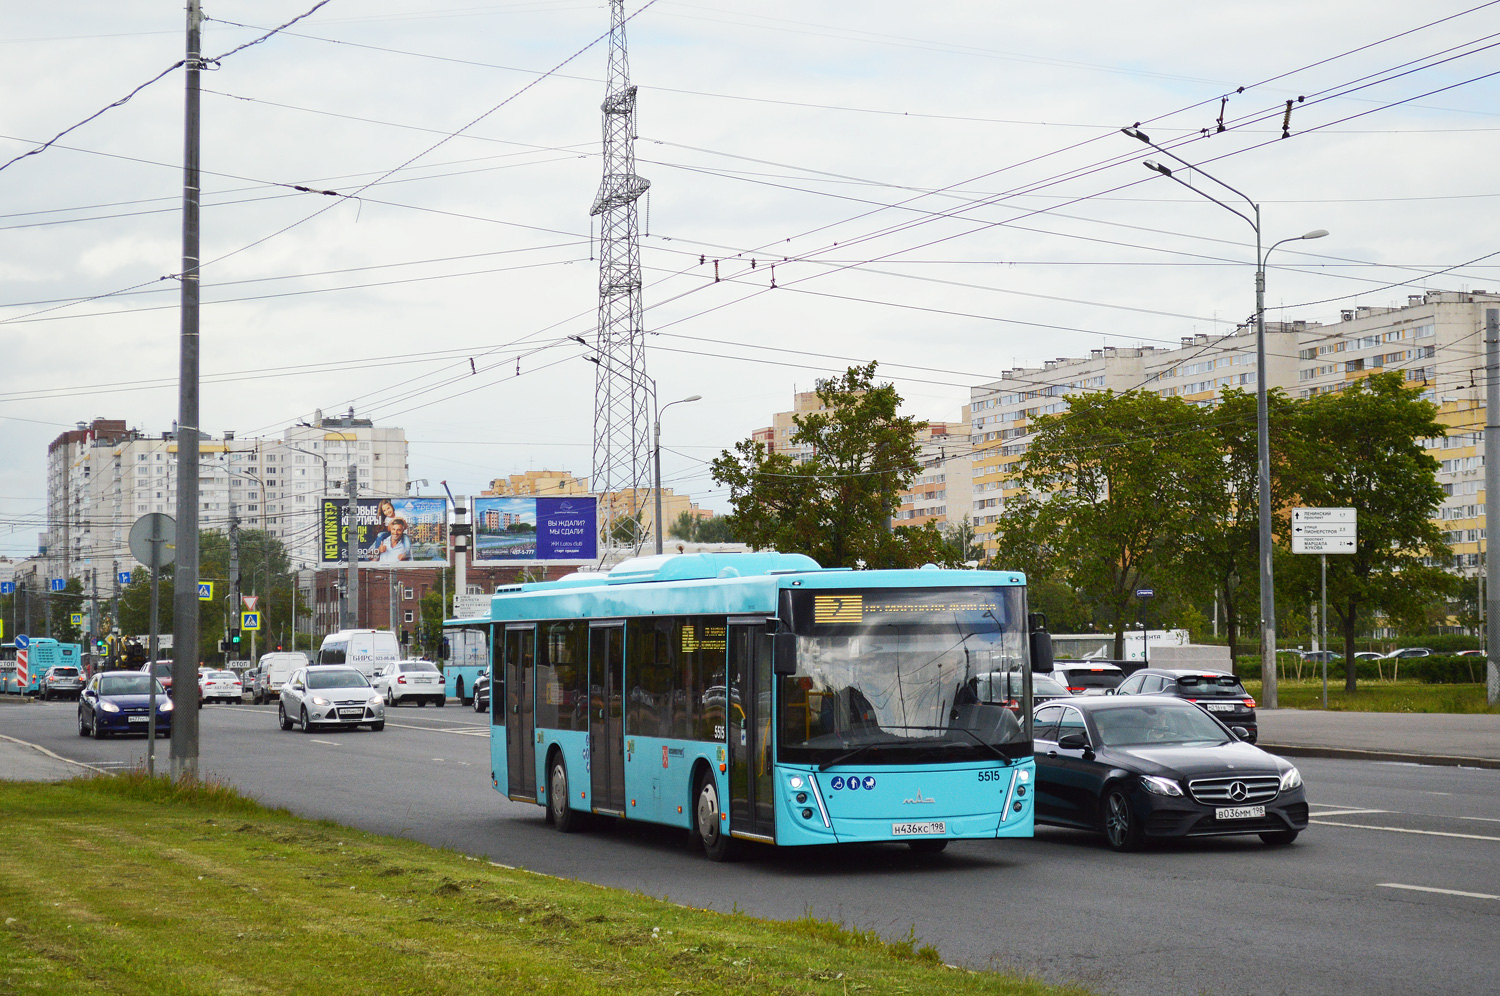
[1234,654,1489,684]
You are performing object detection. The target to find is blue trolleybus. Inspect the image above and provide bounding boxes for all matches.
[441,626,490,705]
[462,551,1046,859]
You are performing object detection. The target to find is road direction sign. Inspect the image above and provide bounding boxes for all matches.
[49,578,65,592]
[1293,507,1357,554]
[117,571,132,585]
[1135,587,1156,598]
[128,513,176,568]
[0,582,13,595]
[242,595,258,611]
[241,611,260,631]
[197,581,214,601]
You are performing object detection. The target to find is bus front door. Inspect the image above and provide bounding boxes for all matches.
[505,626,536,801]
[727,622,776,840]
[589,622,626,815]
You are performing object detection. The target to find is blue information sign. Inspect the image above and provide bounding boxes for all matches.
[49,578,65,592]
[0,581,13,595]
[118,571,132,585]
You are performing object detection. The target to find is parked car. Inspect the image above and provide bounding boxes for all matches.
[1382,647,1432,659]
[373,659,446,707]
[1353,651,1382,661]
[1457,649,1487,658]
[1047,660,1125,696]
[252,652,307,704]
[139,659,175,691]
[40,664,84,701]
[1300,651,1342,664]
[1111,668,1258,743]
[472,667,491,713]
[278,665,384,732]
[78,671,173,739]
[959,671,1071,713]
[199,669,243,704]
[1032,696,1306,851]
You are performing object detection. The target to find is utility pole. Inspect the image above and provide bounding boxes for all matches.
[1485,308,1499,706]
[90,569,100,672]
[453,496,469,598]
[171,0,204,780]
[229,502,240,663]
[345,463,359,630]
[111,558,121,639]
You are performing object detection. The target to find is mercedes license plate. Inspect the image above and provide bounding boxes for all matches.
[891,821,946,836]
[1215,805,1266,820]
[1205,703,1235,712]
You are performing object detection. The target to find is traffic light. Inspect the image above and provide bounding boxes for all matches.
[229,628,241,646]
[400,629,409,645]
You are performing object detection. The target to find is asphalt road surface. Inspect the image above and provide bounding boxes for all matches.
[5,697,1498,996]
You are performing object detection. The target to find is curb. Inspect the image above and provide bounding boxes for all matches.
[1262,743,1500,771]
[0,733,108,776]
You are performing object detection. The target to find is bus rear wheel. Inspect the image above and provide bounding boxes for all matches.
[549,757,580,833]
[694,771,738,862]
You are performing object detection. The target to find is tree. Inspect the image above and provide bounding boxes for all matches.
[710,362,946,568]
[1174,387,1305,665]
[999,390,1224,657]
[1288,373,1456,689]
[668,509,740,544]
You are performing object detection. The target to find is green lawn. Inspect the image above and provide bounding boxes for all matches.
[1241,679,1500,714]
[0,774,1089,996]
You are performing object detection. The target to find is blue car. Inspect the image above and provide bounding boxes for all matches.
[78,671,173,739]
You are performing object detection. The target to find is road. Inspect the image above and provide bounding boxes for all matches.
[4,697,1498,996]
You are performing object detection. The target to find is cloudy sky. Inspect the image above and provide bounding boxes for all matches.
[3,1,1499,558]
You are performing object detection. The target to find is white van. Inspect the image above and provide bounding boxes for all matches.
[316,629,401,678]
[252,651,309,704]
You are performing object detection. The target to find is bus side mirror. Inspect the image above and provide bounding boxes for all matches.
[772,633,797,675]
[1029,615,1054,673]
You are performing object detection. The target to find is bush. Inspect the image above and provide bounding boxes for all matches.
[1235,653,1488,683]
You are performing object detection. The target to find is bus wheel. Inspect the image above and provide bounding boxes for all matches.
[694,772,738,862]
[549,757,580,833]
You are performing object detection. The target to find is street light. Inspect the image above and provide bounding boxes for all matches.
[655,395,702,554]
[1124,125,1328,709]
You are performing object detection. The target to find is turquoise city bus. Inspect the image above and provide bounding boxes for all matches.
[441,624,490,705]
[8,638,82,695]
[469,551,1047,860]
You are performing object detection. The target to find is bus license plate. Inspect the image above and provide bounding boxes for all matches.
[891,821,946,836]
[1216,805,1265,820]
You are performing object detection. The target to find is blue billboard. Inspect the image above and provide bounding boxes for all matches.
[472,496,597,563]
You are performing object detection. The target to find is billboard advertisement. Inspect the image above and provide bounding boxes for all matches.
[472,495,597,563]
[320,497,449,567]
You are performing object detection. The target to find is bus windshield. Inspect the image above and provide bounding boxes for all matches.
[780,586,1031,766]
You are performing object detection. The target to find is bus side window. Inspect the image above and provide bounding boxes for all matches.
[626,619,675,739]
[538,621,587,731]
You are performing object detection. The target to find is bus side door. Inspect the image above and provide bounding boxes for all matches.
[727,621,775,840]
[505,625,537,801]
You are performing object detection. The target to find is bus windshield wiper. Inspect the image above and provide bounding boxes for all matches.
[887,723,1012,763]
[818,740,888,771]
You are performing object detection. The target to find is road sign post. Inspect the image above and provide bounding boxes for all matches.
[1135,588,1155,665]
[1293,509,1357,708]
[129,512,176,779]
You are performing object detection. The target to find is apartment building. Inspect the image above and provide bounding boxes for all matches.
[481,470,589,496]
[893,420,971,529]
[43,413,409,584]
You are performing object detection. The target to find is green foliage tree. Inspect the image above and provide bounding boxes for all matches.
[1285,373,1456,689]
[710,362,946,569]
[998,390,1224,657]
[669,509,740,544]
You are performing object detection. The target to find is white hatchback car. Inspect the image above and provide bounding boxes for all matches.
[278,665,386,732]
[373,660,447,708]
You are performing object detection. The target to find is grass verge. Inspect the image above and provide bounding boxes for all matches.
[1241,679,1500,714]
[0,772,1088,996]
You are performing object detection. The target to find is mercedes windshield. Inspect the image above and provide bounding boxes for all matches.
[779,586,1032,765]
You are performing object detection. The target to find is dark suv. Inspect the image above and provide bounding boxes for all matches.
[1112,668,1258,743]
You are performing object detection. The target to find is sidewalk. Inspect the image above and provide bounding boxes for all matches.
[0,733,101,782]
[1259,709,1500,768]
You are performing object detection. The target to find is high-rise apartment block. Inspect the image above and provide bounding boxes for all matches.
[44,414,409,584]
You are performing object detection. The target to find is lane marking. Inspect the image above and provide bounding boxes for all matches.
[1307,808,1388,817]
[1312,819,1500,842]
[1378,883,1500,901]
[309,739,342,746]
[384,722,488,736]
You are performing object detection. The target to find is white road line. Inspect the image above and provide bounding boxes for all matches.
[1311,819,1500,842]
[309,739,342,746]
[1307,808,1389,817]
[1378,883,1500,901]
[384,722,488,736]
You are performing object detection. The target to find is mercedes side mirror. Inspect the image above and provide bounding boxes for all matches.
[1057,732,1090,751]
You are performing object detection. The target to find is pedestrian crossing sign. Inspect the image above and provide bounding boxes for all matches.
[241,611,260,631]
[198,581,213,601]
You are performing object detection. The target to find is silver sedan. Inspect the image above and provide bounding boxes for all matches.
[278,666,385,732]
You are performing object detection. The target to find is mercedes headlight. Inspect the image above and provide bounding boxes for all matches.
[1279,766,1303,791]
[1140,775,1183,797]
[99,701,121,713]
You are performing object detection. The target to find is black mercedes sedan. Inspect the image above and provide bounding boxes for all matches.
[1033,696,1307,851]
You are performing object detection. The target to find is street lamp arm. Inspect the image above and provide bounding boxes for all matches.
[1146,164,1257,234]
[1123,126,1257,216]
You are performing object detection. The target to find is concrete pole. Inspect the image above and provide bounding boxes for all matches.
[170,0,204,780]
[346,464,359,630]
[147,519,164,778]
[1485,309,1499,706]
[228,502,240,662]
[1254,205,1279,710]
